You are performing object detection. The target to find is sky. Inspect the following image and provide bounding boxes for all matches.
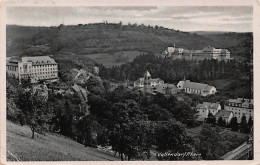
[6,6,253,32]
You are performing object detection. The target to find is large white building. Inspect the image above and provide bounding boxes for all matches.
[6,56,58,83]
[163,44,231,61]
[224,98,253,123]
[177,79,216,96]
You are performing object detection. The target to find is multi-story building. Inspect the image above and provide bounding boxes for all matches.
[163,44,231,61]
[6,56,58,83]
[224,98,253,123]
[177,79,217,96]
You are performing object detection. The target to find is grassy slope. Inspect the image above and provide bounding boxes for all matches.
[86,51,145,67]
[6,120,120,161]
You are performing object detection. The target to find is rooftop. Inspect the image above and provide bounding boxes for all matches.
[196,102,220,110]
[215,110,233,119]
[182,80,214,91]
[8,56,57,65]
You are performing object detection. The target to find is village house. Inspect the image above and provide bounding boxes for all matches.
[195,102,221,122]
[215,110,233,124]
[177,79,217,96]
[6,56,58,83]
[224,98,253,123]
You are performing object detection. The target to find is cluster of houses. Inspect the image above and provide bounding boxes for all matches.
[133,71,253,125]
[162,44,231,61]
[196,98,253,124]
[133,71,178,95]
[133,71,217,97]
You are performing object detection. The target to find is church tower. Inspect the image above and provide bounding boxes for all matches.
[144,71,151,93]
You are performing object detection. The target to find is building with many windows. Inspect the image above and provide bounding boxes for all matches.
[6,56,58,83]
[162,44,231,61]
[224,98,253,123]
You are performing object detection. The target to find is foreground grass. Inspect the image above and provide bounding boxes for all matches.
[6,120,120,161]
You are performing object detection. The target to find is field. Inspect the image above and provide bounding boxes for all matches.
[86,51,145,67]
[6,120,120,161]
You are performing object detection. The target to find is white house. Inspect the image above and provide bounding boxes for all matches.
[177,80,216,96]
[195,102,221,122]
[215,110,233,124]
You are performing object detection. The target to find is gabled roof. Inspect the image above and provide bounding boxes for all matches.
[197,102,220,110]
[183,80,212,91]
[22,56,57,65]
[203,102,220,110]
[196,103,208,109]
[215,110,233,119]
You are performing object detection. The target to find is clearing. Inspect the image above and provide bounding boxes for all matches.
[86,51,145,67]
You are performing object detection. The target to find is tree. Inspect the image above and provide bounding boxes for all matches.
[229,117,239,131]
[59,101,73,137]
[109,101,150,161]
[240,115,250,134]
[195,124,221,160]
[206,113,216,126]
[248,116,253,129]
[156,120,196,160]
[15,87,53,139]
[76,115,99,147]
[217,117,225,127]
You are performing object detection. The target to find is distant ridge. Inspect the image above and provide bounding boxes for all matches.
[189,31,250,35]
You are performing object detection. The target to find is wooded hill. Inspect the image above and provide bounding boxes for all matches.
[7,23,252,61]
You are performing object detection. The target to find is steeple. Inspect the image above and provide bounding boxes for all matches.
[183,75,186,81]
[144,71,151,79]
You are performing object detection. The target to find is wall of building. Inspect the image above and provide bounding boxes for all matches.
[197,108,209,119]
[224,105,253,123]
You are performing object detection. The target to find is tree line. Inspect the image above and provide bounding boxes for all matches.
[99,53,251,83]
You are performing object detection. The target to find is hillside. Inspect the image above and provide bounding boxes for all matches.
[6,23,253,66]
[6,120,120,161]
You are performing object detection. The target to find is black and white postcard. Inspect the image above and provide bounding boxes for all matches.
[0,0,259,164]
